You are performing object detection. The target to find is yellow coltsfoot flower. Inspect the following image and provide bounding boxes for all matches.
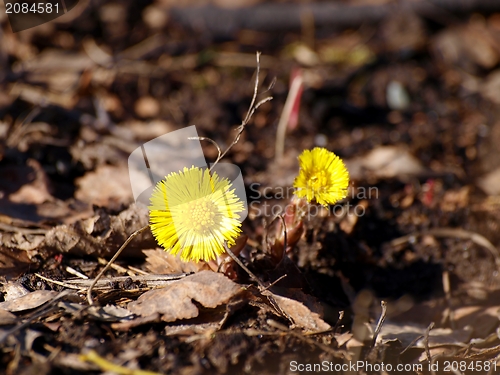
[293,147,349,206]
[149,166,245,262]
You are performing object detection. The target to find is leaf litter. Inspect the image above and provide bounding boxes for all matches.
[127,271,243,322]
[2,1,500,374]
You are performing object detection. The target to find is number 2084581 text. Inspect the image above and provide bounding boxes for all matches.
[5,2,60,14]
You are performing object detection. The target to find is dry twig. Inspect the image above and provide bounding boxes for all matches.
[210,52,273,170]
[87,225,149,305]
[371,300,387,348]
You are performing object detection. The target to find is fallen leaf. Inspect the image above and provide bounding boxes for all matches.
[0,290,58,312]
[477,166,500,195]
[8,159,53,205]
[87,305,135,322]
[2,281,30,301]
[40,204,154,258]
[0,251,32,280]
[345,145,425,180]
[75,164,133,210]
[454,305,500,338]
[346,336,364,349]
[127,271,242,322]
[335,332,353,347]
[70,136,133,171]
[0,160,94,225]
[143,248,211,274]
[482,70,500,105]
[0,309,17,325]
[433,21,499,72]
[264,291,331,333]
[376,322,472,348]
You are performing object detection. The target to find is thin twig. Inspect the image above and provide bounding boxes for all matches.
[223,241,295,324]
[65,266,89,279]
[223,242,266,289]
[35,273,85,290]
[6,106,42,148]
[261,274,288,291]
[65,274,187,290]
[87,225,149,305]
[128,265,150,275]
[188,136,222,163]
[278,215,287,256]
[98,257,135,276]
[400,334,425,355]
[243,52,262,125]
[371,300,387,348]
[441,270,455,329]
[211,52,273,171]
[333,311,344,333]
[425,322,435,364]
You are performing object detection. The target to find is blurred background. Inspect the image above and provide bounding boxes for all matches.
[3,0,500,373]
[2,0,500,210]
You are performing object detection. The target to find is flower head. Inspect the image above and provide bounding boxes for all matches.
[149,166,245,262]
[293,147,349,206]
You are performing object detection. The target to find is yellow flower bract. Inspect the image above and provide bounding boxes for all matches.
[149,166,244,262]
[293,147,349,206]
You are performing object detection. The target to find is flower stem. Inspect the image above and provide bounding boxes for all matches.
[223,242,266,289]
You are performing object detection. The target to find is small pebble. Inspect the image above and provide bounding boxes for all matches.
[386,80,410,111]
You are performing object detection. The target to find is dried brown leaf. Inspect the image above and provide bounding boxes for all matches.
[40,204,154,258]
[0,250,32,279]
[87,305,134,322]
[377,322,473,348]
[143,248,211,274]
[263,291,331,333]
[345,145,425,181]
[0,290,58,312]
[433,21,499,72]
[8,159,52,205]
[0,309,17,325]
[127,271,243,322]
[454,305,500,338]
[75,164,133,210]
[477,166,500,195]
[0,160,94,229]
[2,281,30,301]
[335,332,353,347]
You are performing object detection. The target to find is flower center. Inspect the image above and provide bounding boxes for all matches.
[308,170,328,192]
[177,197,221,235]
